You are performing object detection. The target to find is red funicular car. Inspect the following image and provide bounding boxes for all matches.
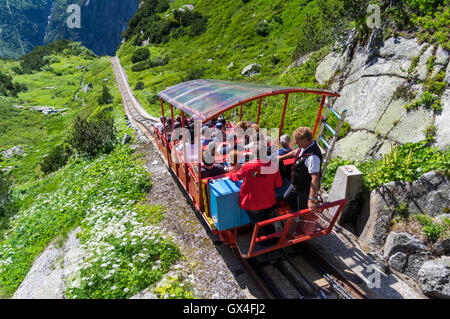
[154,79,347,258]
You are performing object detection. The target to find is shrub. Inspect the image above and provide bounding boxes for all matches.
[68,113,117,158]
[0,71,27,97]
[131,48,150,64]
[98,84,113,105]
[358,141,450,191]
[131,61,149,72]
[184,67,205,81]
[0,170,11,218]
[40,144,73,175]
[189,12,208,36]
[411,5,450,50]
[134,82,145,90]
[414,213,449,242]
[255,21,270,36]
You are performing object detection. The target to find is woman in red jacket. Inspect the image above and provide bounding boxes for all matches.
[229,141,283,245]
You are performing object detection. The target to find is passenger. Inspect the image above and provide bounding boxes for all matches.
[218,133,245,155]
[164,118,173,134]
[250,123,259,133]
[278,134,293,156]
[244,132,266,153]
[201,151,226,178]
[201,126,214,146]
[213,122,227,142]
[235,121,248,133]
[229,141,283,245]
[228,149,241,173]
[283,127,322,213]
[155,116,165,134]
[176,128,201,163]
[218,116,227,129]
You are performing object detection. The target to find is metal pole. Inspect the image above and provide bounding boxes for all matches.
[313,95,326,139]
[170,103,175,125]
[160,98,167,142]
[181,112,189,194]
[256,98,262,125]
[278,94,289,140]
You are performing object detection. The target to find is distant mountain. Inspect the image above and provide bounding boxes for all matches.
[0,0,138,59]
[0,0,53,59]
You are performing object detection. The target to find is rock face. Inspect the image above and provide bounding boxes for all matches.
[30,106,67,115]
[12,228,82,299]
[359,171,449,253]
[316,32,450,160]
[418,257,450,299]
[383,232,430,279]
[241,63,262,77]
[45,0,139,56]
[1,0,139,58]
[357,171,449,297]
[2,146,25,159]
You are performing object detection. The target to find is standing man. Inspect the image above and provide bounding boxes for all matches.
[283,127,322,213]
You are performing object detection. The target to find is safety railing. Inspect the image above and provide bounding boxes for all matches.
[241,199,346,258]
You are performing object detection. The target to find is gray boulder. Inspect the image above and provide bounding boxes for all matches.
[388,252,408,272]
[82,82,93,93]
[30,106,67,115]
[418,256,450,299]
[2,146,25,159]
[408,171,450,217]
[122,133,132,145]
[384,232,430,279]
[384,232,426,259]
[315,51,344,84]
[359,181,411,252]
[433,238,450,256]
[359,171,449,253]
[241,63,261,77]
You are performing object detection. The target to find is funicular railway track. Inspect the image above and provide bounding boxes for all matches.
[111,57,368,300]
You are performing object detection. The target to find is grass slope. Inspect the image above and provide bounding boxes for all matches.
[0,51,188,298]
[117,0,332,137]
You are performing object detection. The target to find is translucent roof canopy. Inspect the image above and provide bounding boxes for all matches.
[158,79,340,122]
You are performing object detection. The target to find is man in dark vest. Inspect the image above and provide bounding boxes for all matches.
[283,127,322,213]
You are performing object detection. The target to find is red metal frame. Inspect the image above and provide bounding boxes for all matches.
[313,95,327,139]
[237,199,346,258]
[154,83,343,258]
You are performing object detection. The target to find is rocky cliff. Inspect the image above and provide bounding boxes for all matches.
[0,0,138,59]
[315,30,449,162]
[44,0,139,57]
[0,0,54,59]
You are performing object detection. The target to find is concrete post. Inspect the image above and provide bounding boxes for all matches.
[327,165,364,229]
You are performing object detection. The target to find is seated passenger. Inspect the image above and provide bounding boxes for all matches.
[201,151,226,178]
[213,122,227,142]
[228,149,241,173]
[176,128,201,163]
[278,134,293,156]
[229,141,283,245]
[217,133,245,155]
[155,116,165,133]
[201,126,214,146]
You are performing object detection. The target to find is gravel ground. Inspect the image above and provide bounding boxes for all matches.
[135,135,248,299]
